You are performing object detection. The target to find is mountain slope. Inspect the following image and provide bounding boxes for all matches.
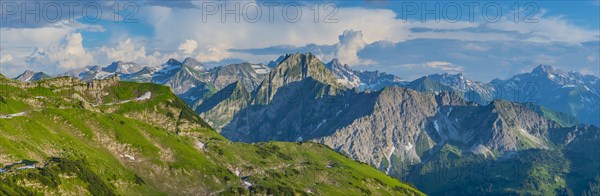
[0,76,422,195]
[13,70,50,82]
[196,81,251,130]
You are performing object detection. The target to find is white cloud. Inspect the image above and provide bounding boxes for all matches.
[486,14,599,44]
[335,30,373,66]
[179,39,198,55]
[0,54,13,63]
[425,61,464,72]
[96,39,147,64]
[139,5,411,57]
[26,33,94,71]
[196,45,232,62]
[0,20,103,76]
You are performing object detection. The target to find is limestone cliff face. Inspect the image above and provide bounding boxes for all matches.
[316,90,558,175]
[222,78,354,139]
[224,83,565,177]
[251,53,340,105]
[315,88,451,173]
[196,81,250,130]
[86,75,120,90]
[208,63,269,91]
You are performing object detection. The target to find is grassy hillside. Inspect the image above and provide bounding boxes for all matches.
[0,76,422,195]
[411,146,570,195]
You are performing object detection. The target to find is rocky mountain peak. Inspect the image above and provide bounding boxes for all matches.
[90,65,101,71]
[267,55,287,68]
[103,61,143,74]
[325,58,341,68]
[529,64,572,81]
[183,57,198,64]
[276,52,338,83]
[23,70,35,75]
[532,64,559,75]
[326,58,352,70]
[14,70,50,82]
[251,52,340,105]
[166,58,182,66]
[427,73,469,84]
[182,57,206,72]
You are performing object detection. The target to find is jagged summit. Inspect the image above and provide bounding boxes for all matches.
[103,61,143,74]
[267,55,287,68]
[183,57,198,64]
[324,58,404,90]
[251,52,340,105]
[14,70,50,82]
[532,64,560,75]
[325,58,349,69]
[182,57,206,72]
[208,63,269,90]
[165,58,182,66]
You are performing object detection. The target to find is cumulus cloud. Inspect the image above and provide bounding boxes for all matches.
[0,54,14,63]
[96,39,147,64]
[178,39,198,55]
[0,18,104,76]
[196,45,232,62]
[335,30,373,66]
[26,33,94,71]
[138,5,411,55]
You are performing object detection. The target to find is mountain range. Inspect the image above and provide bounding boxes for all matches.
[214,53,600,195]
[0,73,422,195]
[8,52,600,195]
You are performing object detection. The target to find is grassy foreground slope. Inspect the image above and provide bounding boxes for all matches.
[0,75,422,195]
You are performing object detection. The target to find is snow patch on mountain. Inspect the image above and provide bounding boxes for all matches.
[251,64,270,74]
[324,59,404,90]
[136,92,152,101]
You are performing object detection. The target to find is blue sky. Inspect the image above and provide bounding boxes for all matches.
[0,0,599,81]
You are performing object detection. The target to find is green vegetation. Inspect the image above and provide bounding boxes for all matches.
[411,146,573,195]
[524,103,579,127]
[0,77,422,195]
[1,157,115,196]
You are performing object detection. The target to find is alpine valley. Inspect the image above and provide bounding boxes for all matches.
[3,52,600,195]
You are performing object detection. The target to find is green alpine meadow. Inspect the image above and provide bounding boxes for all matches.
[0,74,423,195]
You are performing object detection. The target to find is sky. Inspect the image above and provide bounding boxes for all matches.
[0,0,599,82]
